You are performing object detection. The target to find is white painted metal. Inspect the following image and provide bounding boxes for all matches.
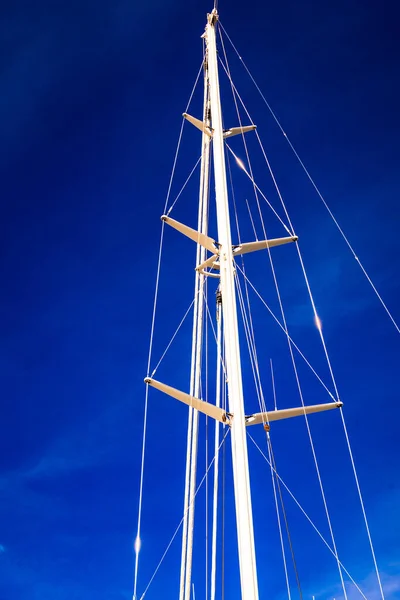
[233,235,298,256]
[196,254,220,273]
[223,124,257,138]
[245,401,343,426]
[206,10,259,599]
[144,378,231,424]
[161,215,217,254]
[183,112,213,137]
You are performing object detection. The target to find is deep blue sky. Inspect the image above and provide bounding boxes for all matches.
[1,0,399,599]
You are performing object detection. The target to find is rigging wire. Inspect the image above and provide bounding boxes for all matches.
[270,359,278,411]
[205,276,209,600]
[339,410,386,600]
[268,434,304,600]
[279,199,386,599]
[235,264,303,600]
[203,290,227,379]
[221,375,227,600]
[133,58,205,600]
[182,46,212,600]
[228,150,265,408]
[235,263,335,400]
[248,433,369,600]
[236,236,385,598]
[219,32,348,600]
[166,154,203,215]
[221,66,396,592]
[235,272,263,409]
[225,144,293,236]
[133,221,165,600]
[267,431,292,600]
[219,21,400,336]
[225,41,284,426]
[236,277,294,600]
[236,269,294,600]
[164,59,204,215]
[230,157,295,598]
[151,295,197,377]
[139,428,231,600]
[221,31,385,595]
[246,198,259,241]
[210,294,222,600]
[294,240,386,600]
[220,51,311,446]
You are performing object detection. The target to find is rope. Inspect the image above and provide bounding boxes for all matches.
[139,428,231,600]
[219,21,400,336]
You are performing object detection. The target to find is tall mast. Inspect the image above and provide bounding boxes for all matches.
[206,9,259,599]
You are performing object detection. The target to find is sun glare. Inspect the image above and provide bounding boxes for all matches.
[134,536,141,554]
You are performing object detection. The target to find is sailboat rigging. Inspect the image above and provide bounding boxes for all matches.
[134,6,392,600]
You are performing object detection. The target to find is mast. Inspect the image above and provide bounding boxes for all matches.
[206,9,259,599]
[143,10,349,598]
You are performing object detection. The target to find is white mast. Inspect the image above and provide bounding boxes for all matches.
[144,8,347,600]
[206,9,259,599]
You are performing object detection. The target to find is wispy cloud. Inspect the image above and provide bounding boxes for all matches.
[328,569,400,600]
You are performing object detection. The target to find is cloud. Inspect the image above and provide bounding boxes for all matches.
[342,570,400,600]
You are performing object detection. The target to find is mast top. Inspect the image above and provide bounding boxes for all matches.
[208,7,219,25]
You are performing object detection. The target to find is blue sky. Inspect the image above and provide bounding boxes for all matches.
[0,0,399,598]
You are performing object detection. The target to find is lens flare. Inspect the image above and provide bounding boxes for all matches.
[314,314,322,331]
[235,156,245,170]
[134,535,141,554]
